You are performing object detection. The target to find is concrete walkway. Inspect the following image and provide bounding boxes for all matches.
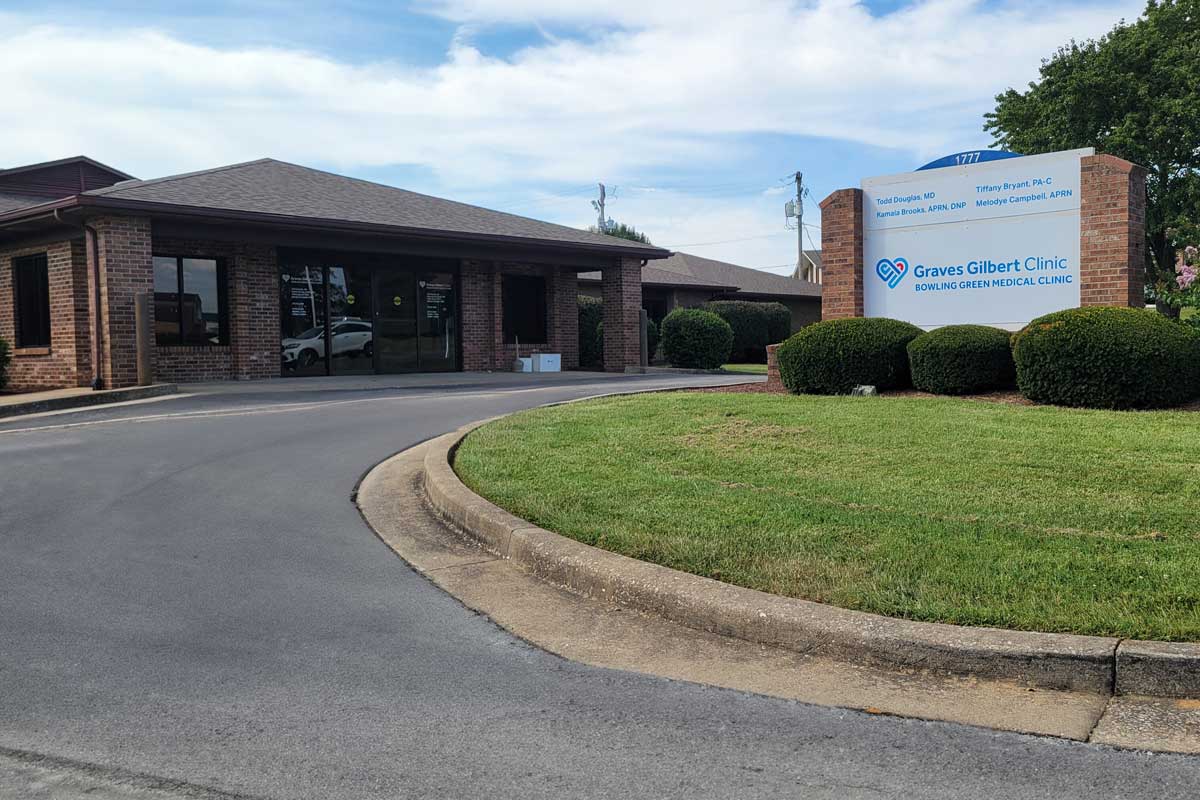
[0,383,177,418]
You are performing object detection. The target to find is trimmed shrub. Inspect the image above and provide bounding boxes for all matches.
[776,317,924,394]
[763,302,792,346]
[578,295,604,369]
[1012,306,1200,409]
[908,325,1015,395]
[703,301,770,363]
[702,301,791,362]
[0,336,8,391]
[661,308,734,369]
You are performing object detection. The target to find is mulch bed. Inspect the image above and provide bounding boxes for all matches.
[690,382,780,394]
[690,383,1200,411]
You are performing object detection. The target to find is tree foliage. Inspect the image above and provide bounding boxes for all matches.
[984,0,1200,296]
[589,222,652,244]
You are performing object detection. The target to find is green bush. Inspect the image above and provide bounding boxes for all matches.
[908,325,1015,395]
[1012,306,1200,409]
[703,300,791,362]
[646,318,660,363]
[578,295,604,369]
[661,308,734,369]
[763,302,792,346]
[776,317,924,394]
[0,336,9,391]
[703,301,769,362]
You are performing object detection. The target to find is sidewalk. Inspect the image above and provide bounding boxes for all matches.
[0,384,178,419]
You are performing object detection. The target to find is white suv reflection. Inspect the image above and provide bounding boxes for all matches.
[282,318,373,369]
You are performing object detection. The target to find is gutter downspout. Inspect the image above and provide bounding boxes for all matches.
[53,209,104,390]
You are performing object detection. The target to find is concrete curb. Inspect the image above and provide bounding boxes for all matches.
[424,418,1200,698]
[0,383,178,419]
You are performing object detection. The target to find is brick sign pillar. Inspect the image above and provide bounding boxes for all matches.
[1079,154,1147,307]
[602,257,643,371]
[819,188,865,320]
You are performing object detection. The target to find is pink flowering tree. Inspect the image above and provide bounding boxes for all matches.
[1153,225,1200,314]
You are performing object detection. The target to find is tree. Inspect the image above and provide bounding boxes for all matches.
[984,0,1200,306]
[589,222,652,244]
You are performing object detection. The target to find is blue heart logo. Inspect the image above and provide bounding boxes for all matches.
[875,257,909,289]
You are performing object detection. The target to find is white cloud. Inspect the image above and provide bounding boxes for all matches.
[0,1,1141,271]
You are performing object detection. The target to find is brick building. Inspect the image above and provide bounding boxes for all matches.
[0,157,664,391]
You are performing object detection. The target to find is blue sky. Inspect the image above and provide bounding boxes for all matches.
[0,0,1142,272]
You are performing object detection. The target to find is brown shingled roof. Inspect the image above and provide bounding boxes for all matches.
[581,251,820,297]
[82,159,667,257]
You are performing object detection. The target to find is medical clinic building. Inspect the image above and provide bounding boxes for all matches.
[0,157,662,391]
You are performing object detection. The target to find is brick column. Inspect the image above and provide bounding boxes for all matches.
[549,268,580,369]
[765,343,783,391]
[1079,154,1146,307]
[601,257,642,371]
[87,215,153,389]
[230,242,279,380]
[459,259,496,371]
[819,189,865,319]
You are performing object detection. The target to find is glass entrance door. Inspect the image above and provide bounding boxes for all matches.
[418,273,456,372]
[373,270,418,372]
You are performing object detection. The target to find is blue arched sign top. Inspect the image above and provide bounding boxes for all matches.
[917,150,1024,171]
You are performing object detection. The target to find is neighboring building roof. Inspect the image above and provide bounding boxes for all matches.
[579,263,736,291]
[657,251,822,297]
[580,251,821,298]
[79,159,665,257]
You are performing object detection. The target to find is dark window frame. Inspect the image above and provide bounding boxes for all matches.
[153,255,229,347]
[13,252,51,348]
[501,274,548,344]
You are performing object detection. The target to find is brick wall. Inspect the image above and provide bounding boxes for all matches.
[153,235,280,382]
[1079,154,1147,307]
[602,257,643,371]
[460,259,581,370]
[0,238,91,390]
[819,189,865,320]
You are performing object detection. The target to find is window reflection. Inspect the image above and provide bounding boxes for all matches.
[280,265,327,375]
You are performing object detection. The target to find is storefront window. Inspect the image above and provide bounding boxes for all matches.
[154,256,227,346]
[278,252,458,376]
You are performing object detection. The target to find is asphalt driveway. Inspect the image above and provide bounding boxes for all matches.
[2,373,1198,799]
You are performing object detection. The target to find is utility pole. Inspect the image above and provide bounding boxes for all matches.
[591,183,609,233]
[794,172,806,281]
[784,171,809,280]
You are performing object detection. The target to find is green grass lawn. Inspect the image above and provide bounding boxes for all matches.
[455,393,1200,641]
[721,363,768,374]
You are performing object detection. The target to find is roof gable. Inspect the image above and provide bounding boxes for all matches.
[0,156,134,199]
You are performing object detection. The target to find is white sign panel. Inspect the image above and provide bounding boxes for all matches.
[862,148,1091,329]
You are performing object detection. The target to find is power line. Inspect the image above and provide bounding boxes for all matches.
[664,231,792,249]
